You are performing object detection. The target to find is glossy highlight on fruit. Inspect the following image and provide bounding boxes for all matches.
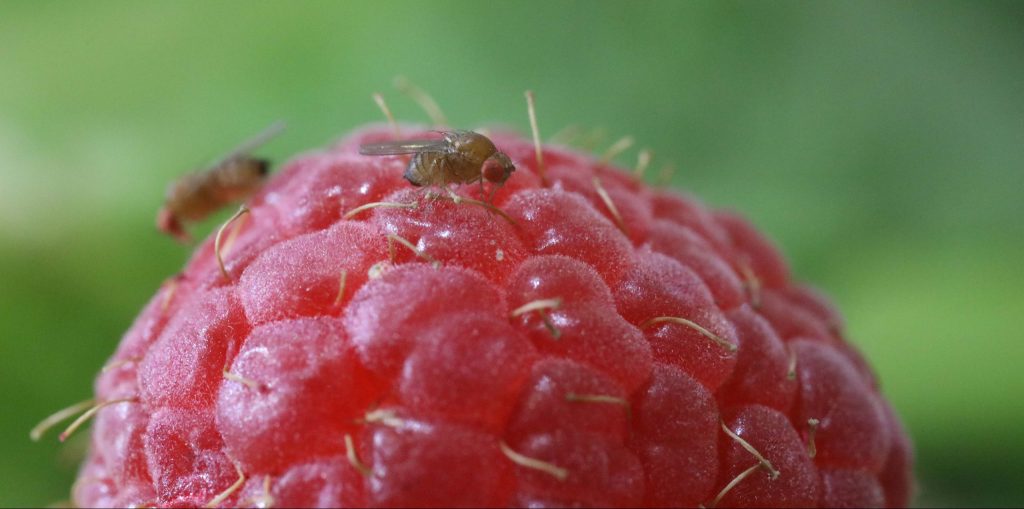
[70,124,913,508]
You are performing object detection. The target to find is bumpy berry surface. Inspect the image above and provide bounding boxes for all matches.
[75,124,913,508]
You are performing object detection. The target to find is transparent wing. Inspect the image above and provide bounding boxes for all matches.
[212,120,287,167]
[359,138,448,156]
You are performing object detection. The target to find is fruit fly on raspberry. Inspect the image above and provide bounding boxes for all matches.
[157,121,285,243]
[358,129,516,201]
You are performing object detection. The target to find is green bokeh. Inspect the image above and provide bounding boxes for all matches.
[1,1,1021,507]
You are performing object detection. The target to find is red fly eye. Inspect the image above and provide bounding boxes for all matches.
[482,160,507,184]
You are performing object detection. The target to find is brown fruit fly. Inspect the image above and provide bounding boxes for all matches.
[358,130,515,201]
[157,121,285,243]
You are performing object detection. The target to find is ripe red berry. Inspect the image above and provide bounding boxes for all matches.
[64,124,912,507]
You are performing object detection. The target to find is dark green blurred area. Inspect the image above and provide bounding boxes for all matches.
[1,1,1022,507]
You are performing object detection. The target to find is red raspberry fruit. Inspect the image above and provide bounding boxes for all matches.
[67,124,912,508]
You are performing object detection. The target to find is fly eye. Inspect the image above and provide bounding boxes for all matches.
[482,159,508,184]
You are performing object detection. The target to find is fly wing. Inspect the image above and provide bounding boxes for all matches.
[359,138,448,156]
[210,120,287,167]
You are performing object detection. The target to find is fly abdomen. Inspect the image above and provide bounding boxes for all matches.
[403,167,425,186]
[403,154,426,186]
[404,151,445,187]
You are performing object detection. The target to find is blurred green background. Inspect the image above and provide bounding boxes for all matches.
[1,1,1021,507]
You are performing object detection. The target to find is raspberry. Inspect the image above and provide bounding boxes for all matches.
[49,119,912,507]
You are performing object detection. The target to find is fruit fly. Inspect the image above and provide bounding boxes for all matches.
[358,130,515,200]
[157,121,285,243]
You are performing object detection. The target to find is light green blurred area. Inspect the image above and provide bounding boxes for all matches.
[1,1,1022,507]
